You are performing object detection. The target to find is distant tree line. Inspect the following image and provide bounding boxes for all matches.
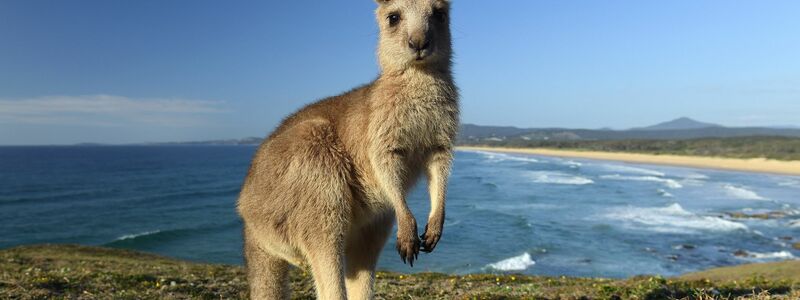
[459,136,800,161]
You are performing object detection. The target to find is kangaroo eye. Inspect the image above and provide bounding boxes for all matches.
[388,13,401,26]
[433,10,447,22]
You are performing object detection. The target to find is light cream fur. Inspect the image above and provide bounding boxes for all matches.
[237,0,457,299]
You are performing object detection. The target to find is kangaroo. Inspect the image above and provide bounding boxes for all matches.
[237,0,457,299]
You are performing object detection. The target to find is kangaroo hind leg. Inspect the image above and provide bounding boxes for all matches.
[244,231,291,300]
[288,119,353,300]
[345,213,394,300]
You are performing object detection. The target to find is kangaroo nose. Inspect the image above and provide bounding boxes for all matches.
[408,35,431,52]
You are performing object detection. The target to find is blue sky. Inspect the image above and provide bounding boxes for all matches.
[1,1,799,145]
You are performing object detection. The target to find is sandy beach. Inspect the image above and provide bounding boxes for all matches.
[458,146,800,176]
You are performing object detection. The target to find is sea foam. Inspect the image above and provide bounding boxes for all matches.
[486,253,536,271]
[604,203,748,234]
[723,184,768,201]
[600,174,683,189]
[528,171,594,185]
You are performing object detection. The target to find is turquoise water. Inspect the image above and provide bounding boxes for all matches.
[1,146,798,278]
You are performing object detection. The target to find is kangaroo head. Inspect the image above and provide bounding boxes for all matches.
[375,0,452,73]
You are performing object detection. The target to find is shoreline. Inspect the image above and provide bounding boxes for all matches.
[457,146,800,176]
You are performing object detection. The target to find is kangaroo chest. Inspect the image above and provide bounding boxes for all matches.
[365,75,458,169]
[390,99,457,150]
[359,77,458,199]
[368,97,457,193]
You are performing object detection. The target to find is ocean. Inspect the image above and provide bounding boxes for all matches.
[1,146,798,278]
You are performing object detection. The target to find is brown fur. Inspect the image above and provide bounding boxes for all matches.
[237,1,457,299]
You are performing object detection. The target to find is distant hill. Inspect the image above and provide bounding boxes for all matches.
[458,124,532,139]
[770,125,800,129]
[458,118,800,143]
[631,117,722,131]
[122,118,800,146]
[149,137,262,146]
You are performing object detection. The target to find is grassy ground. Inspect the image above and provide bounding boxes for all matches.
[1,245,798,299]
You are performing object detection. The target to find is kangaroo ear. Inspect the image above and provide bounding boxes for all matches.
[374,0,391,5]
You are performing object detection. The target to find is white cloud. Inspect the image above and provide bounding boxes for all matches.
[0,95,228,127]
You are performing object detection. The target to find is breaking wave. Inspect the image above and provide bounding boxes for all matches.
[528,171,594,185]
[600,174,683,189]
[470,151,540,163]
[657,189,674,198]
[778,180,800,188]
[104,222,240,248]
[599,164,666,177]
[486,253,536,271]
[735,251,797,261]
[723,184,768,201]
[114,230,162,242]
[104,228,190,248]
[603,203,748,234]
[684,173,710,180]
